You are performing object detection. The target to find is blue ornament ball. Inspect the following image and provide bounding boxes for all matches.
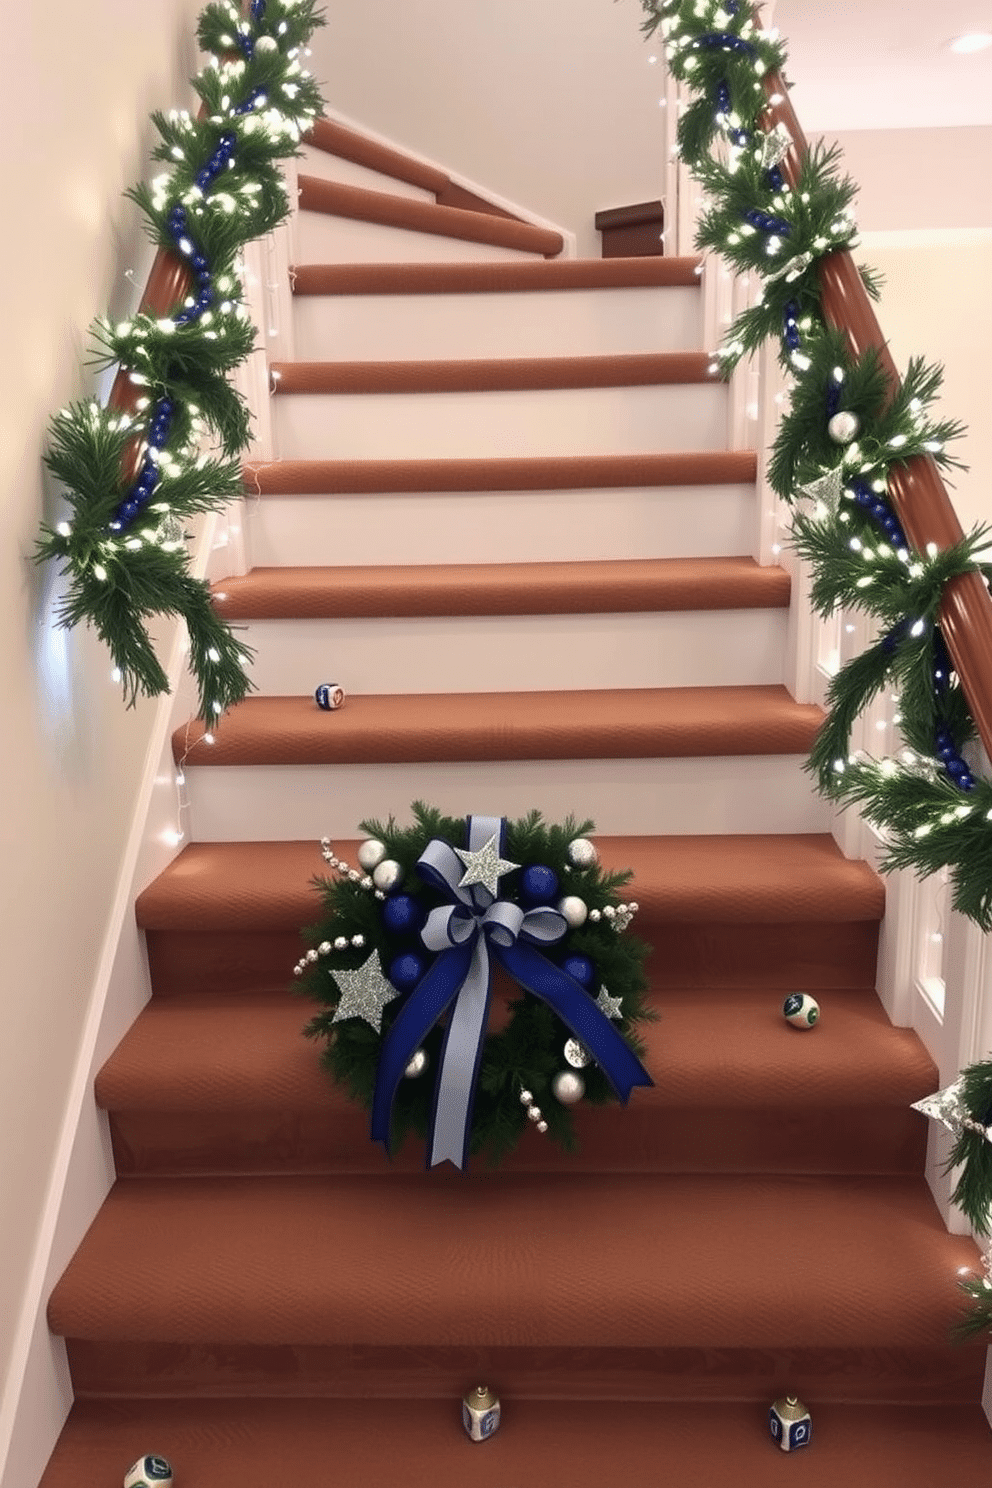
[562,954,594,987]
[382,894,423,935]
[520,864,559,905]
[389,952,425,991]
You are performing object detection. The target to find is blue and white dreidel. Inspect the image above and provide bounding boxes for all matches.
[315,683,345,711]
[769,1395,812,1452]
[462,1384,501,1441]
[123,1456,173,1488]
[783,992,819,1029]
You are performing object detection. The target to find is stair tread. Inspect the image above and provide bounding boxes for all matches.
[48,1171,978,1350]
[37,1397,992,1488]
[304,117,450,195]
[292,256,704,294]
[135,835,884,931]
[244,449,757,493]
[269,351,716,394]
[97,988,931,1116]
[214,556,789,619]
[173,687,824,766]
[298,174,563,256]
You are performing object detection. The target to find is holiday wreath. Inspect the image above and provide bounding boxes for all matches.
[296,804,655,1169]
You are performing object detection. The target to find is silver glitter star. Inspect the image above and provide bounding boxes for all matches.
[157,514,186,547]
[912,1077,992,1142]
[331,949,401,1033]
[755,122,794,171]
[796,464,846,510]
[595,987,623,1021]
[454,833,520,898]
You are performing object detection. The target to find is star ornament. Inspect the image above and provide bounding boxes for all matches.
[331,949,401,1033]
[911,1077,992,1143]
[454,833,520,898]
[596,987,623,1021]
[796,463,846,510]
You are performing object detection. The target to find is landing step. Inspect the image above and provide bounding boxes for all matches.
[215,556,789,619]
[174,687,822,766]
[47,1173,982,1403]
[292,256,704,294]
[99,986,933,1178]
[298,175,563,257]
[269,351,716,395]
[244,450,757,494]
[38,1398,992,1488]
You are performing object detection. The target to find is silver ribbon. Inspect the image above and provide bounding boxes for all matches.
[420,816,564,1168]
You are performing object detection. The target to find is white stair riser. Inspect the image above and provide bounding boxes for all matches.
[295,210,544,264]
[272,383,728,461]
[182,756,831,841]
[240,609,787,695]
[297,146,435,201]
[292,286,703,362]
[240,484,759,566]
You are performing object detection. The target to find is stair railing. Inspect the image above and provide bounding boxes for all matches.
[660,50,992,1243]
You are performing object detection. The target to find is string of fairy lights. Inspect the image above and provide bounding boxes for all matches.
[641,0,992,929]
[36,0,325,723]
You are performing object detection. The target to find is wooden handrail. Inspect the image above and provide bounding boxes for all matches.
[763,75,992,765]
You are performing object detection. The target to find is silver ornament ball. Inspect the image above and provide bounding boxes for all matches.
[552,1070,586,1106]
[564,1037,591,1069]
[557,894,588,928]
[827,410,860,445]
[404,1049,429,1079]
[357,838,387,871]
[568,837,597,868]
[372,858,403,892]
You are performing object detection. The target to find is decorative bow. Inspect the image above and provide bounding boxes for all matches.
[370,815,652,1169]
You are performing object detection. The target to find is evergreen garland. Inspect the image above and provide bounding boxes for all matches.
[35,0,325,721]
[296,804,655,1168]
[640,0,992,927]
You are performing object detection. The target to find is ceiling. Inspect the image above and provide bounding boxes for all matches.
[773,0,992,130]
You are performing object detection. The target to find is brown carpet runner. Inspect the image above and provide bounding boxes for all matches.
[292,256,704,294]
[298,174,564,256]
[213,555,790,619]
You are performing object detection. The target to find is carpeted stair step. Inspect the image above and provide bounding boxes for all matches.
[215,556,789,620]
[136,835,883,999]
[36,1396,992,1488]
[241,452,759,567]
[290,258,705,361]
[97,986,933,1178]
[47,1172,983,1404]
[297,175,564,257]
[218,557,791,695]
[171,687,829,838]
[291,256,704,294]
[268,351,717,395]
[173,686,822,765]
[245,450,756,493]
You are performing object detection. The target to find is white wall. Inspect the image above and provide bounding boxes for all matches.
[310,0,670,259]
[0,0,202,1443]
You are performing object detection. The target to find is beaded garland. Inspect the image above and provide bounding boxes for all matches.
[296,804,655,1168]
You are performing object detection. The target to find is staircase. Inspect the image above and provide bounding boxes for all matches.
[38,118,992,1485]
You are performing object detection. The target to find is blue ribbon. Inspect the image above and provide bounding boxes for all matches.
[370,815,652,1169]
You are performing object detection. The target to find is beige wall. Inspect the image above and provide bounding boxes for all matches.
[0,0,202,1414]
